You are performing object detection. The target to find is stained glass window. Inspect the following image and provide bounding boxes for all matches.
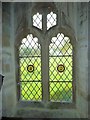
[19,34,42,101]
[33,12,42,30]
[18,10,74,103]
[49,33,73,102]
[47,12,57,30]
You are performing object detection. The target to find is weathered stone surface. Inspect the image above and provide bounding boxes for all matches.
[2,2,89,118]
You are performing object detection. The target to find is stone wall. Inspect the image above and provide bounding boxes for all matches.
[75,3,88,118]
[2,3,17,117]
[0,2,2,119]
[2,2,89,118]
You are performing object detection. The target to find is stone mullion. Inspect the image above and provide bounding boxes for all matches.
[41,42,49,102]
[41,12,49,102]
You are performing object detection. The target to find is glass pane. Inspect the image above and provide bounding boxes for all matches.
[33,12,42,30]
[49,56,72,81]
[47,12,57,30]
[19,34,42,101]
[20,57,41,81]
[50,82,72,102]
[49,33,72,56]
[19,35,41,56]
[21,82,42,101]
[49,33,73,102]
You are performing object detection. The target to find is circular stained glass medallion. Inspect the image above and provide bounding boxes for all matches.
[27,65,34,72]
[57,64,65,72]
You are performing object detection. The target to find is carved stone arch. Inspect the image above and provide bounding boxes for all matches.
[32,2,57,15]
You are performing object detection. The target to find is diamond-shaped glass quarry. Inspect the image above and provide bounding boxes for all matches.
[47,11,57,30]
[19,34,42,101]
[33,12,42,30]
[49,33,73,102]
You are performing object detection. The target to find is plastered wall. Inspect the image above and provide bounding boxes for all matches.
[0,2,2,119]
[2,2,89,118]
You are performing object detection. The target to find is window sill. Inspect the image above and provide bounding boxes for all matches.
[17,100,76,109]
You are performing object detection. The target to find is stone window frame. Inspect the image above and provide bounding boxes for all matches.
[15,8,76,109]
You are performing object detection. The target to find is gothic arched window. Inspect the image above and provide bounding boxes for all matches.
[49,33,73,102]
[17,6,75,105]
[19,34,42,101]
